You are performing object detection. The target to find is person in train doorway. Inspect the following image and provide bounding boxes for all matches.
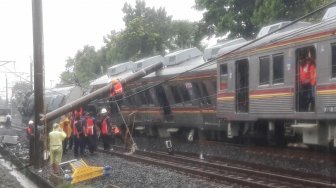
[26,120,35,164]
[99,108,113,151]
[84,112,96,154]
[60,114,72,154]
[299,53,316,111]
[49,123,66,174]
[73,108,87,157]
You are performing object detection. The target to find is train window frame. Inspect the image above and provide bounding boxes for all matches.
[220,64,228,75]
[179,84,191,104]
[259,56,271,86]
[272,53,284,84]
[331,43,336,78]
[170,85,183,104]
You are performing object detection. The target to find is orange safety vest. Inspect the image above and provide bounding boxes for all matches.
[112,127,120,134]
[73,120,78,136]
[27,127,33,134]
[110,81,123,96]
[101,118,108,135]
[86,117,94,136]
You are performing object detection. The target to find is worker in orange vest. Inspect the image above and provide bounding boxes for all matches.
[110,80,123,97]
[84,112,96,153]
[60,115,72,154]
[99,108,113,150]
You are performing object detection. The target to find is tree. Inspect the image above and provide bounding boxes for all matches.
[60,45,102,86]
[195,0,332,39]
[119,0,172,60]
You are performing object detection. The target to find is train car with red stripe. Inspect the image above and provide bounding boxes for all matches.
[216,8,336,148]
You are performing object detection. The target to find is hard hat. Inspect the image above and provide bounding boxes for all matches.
[53,123,60,130]
[28,120,34,125]
[101,108,107,114]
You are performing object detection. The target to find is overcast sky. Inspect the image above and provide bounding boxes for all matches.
[0,0,203,99]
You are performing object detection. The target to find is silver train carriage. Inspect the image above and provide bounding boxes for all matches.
[217,8,336,148]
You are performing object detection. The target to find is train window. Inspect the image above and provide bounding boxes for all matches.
[220,64,228,75]
[272,54,284,84]
[200,82,211,104]
[259,56,270,85]
[192,82,202,100]
[170,85,183,104]
[138,89,148,105]
[332,44,336,78]
[145,89,154,105]
[179,84,191,102]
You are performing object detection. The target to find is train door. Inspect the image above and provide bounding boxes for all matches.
[235,59,249,113]
[155,85,172,119]
[295,46,316,112]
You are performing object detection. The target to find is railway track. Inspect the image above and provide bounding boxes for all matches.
[99,146,336,187]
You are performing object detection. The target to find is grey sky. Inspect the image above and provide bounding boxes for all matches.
[0,0,202,99]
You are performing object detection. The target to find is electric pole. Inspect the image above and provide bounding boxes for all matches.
[5,75,8,107]
[32,0,45,169]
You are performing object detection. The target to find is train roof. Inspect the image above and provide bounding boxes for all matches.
[133,55,164,72]
[204,38,247,61]
[164,47,202,66]
[143,47,216,79]
[107,61,133,77]
[217,16,336,59]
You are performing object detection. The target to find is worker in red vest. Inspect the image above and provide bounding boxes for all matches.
[299,56,316,111]
[72,108,86,157]
[26,120,35,164]
[99,108,113,150]
[84,112,96,153]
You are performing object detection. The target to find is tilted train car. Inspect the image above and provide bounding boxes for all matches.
[114,44,243,141]
[216,9,336,148]
[19,85,83,125]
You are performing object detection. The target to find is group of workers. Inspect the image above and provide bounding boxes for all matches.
[26,107,121,174]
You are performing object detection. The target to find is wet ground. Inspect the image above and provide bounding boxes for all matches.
[0,125,38,188]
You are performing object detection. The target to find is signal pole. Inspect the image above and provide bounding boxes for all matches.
[32,0,45,169]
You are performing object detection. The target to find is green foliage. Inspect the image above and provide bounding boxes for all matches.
[195,0,333,39]
[60,0,204,86]
[60,46,103,86]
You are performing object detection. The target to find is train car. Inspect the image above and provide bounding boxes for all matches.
[114,44,243,141]
[19,85,84,125]
[216,8,336,148]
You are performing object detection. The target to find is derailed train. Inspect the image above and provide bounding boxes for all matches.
[89,7,336,148]
[20,7,336,148]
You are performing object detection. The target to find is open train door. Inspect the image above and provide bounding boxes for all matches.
[295,46,316,112]
[235,59,249,113]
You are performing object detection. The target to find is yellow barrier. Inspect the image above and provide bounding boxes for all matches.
[67,159,110,184]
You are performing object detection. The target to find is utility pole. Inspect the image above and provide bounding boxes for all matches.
[5,75,8,107]
[32,0,45,169]
[30,59,33,90]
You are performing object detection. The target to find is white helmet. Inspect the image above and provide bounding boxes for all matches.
[28,120,34,125]
[101,108,107,114]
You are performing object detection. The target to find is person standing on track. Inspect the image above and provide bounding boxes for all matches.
[26,120,35,164]
[60,115,72,154]
[49,123,66,174]
[99,108,112,150]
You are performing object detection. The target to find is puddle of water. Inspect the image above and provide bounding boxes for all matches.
[0,157,38,188]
